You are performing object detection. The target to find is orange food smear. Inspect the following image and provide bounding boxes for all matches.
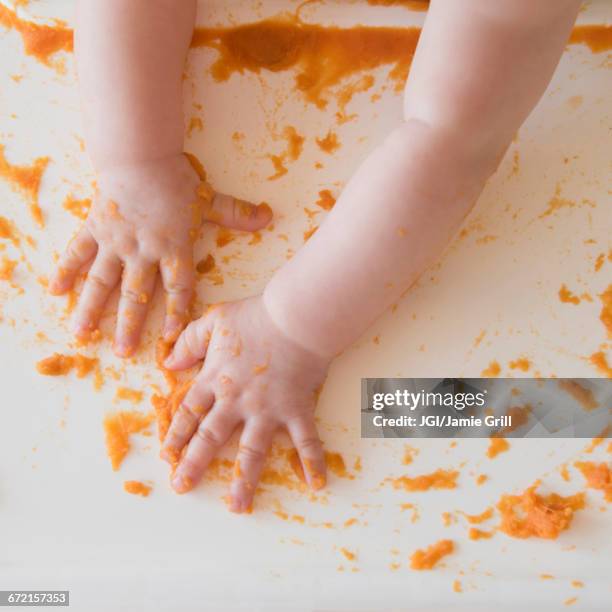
[559,284,581,305]
[502,405,531,433]
[339,547,356,561]
[191,18,421,109]
[487,436,509,459]
[316,131,341,154]
[367,0,429,8]
[316,189,336,211]
[568,24,612,53]
[387,468,458,492]
[409,539,454,570]
[36,352,98,378]
[0,256,18,282]
[589,351,612,378]
[123,480,152,497]
[0,216,20,246]
[73,354,99,378]
[103,410,154,471]
[63,195,91,221]
[558,380,599,411]
[509,357,531,372]
[599,285,612,338]
[497,482,585,539]
[465,507,494,525]
[481,360,501,377]
[468,527,494,540]
[0,5,73,65]
[36,353,74,376]
[0,144,49,227]
[574,461,612,502]
[115,387,144,404]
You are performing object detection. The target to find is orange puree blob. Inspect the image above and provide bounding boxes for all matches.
[316,189,336,211]
[589,351,612,378]
[599,285,612,338]
[387,468,458,492]
[367,0,429,8]
[63,195,91,221]
[0,256,18,282]
[123,480,152,497]
[559,284,581,305]
[497,482,585,539]
[36,352,98,378]
[558,380,599,411]
[36,353,74,376]
[464,507,494,524]
[409,539,454,570]
[0,216,20,246]
[469,527,494,540]
[115,387,144,404]
[574,461,612,502]
[191,19,421,109]
[568,24,612,53]
[0,5,73,65]
[509,357,531,372]
[103,410,154,471]
[316,131,341,154]
[487,436,510,459]
[0,144,49,227]
[151,378,192,442]
[481,360,501,377]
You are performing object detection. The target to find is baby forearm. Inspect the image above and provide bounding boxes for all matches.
[264,121,493,358]
[264,0,580,360]
[76,0,196,170]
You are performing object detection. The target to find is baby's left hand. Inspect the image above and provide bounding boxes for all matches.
[161,296,330,512]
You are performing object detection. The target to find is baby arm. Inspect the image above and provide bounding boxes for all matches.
[264,0,581,358]
[161,0,580,511]
[49,0,271,355]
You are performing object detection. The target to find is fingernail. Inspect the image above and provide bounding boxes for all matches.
[256,202,273,220]
[310,473,326,491]
[172,473,193,494]
[114,342,134,358]
[164,353,176,368]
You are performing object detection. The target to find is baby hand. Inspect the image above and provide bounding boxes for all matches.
[161,296,330,513]
[49,155,272,356]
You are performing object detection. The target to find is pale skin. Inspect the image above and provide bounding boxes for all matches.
[53,0,581,511]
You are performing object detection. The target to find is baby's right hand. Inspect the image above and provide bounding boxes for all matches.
[49,154,272,356]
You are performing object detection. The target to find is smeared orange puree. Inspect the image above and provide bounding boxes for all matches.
[599,285,612,338]
[63,195,91,221]
[481,360,501,377]
[568,24,612,53]
[0,4,73,65]
[316,189,336,211]
[0,256,18,282]
[558,380,599,411]
[123,480,152,497]
[497,482,585,539]
[409,539,454,570]
[36,352,98,378]
[115,387,144,404]
[0,144,49,227]
[487,436,510,459]
[387,468,458,492]
[574,461,612,502]
[191,19,421,109]
[367,0,428,8]
[103,410,154,471]
[0,216,20,246]
[589,351,612,378]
